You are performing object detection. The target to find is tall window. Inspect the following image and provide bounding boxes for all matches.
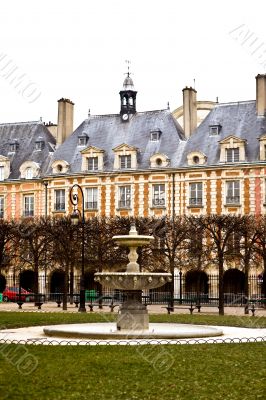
[0,166,4,181]
[54,189,65,211]
[24,195,34,217]
[25,167,33,179]
[118,186,131,208]
[152,184,165,206]
[119,155,131,169]
[85,187,98,209]
[189,182,203,206]
[226,181,240,204]
[226,148,239,162]
[87,157,98,171]
[0,196,4,218]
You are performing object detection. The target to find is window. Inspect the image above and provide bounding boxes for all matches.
[152,184,165,206]
[118,186,131,208]
[227,231,241,255]
[78,137,88,146]
[226,181,240,204]
[0,166,4,181]
[209,125,221,136]
[192,156,200,164]
[226,148,239,162]
[87,157,98,171]
[24,195,34,217]
[9,142,19,152]
[35,138,44,150]
[189,182,203,206]
[85,187,98,209]
[0,196,4,218]
[25,167,33,179]
[119,155,131,169]
[54,189,65,211]
[150,130,161,141]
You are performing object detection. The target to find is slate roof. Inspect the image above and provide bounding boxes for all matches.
[180,100,266,167]
[51,109,185,173]
[0,121,56,179]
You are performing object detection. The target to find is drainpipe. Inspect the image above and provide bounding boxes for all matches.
[172,173,175,220]
[43,181,48,217]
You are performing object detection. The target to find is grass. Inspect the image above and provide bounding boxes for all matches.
[0,343,265,400]
[0,311,265,399]
[0,310,265,329]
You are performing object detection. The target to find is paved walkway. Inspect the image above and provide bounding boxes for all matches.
[0,301,266,316]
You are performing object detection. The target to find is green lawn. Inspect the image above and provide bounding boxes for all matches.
[0,310,265,329]
[0,343,265,400]
[0,312,265,400]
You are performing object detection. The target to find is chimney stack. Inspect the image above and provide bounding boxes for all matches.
[182,87,197,138]
[57,98,74,145]
[256,74,266,117]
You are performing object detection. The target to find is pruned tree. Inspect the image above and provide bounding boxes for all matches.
[197,214,243,315]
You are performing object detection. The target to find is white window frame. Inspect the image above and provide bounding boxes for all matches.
[87,157,98,171]
[189,182,203,206]
[85,187,98,210]
[118,186,131,208]
[0,166,4,181]
[119,155,131,169]
[226,181,240,204]
[226,148,240,163]
[152,184,165,207]
[23,195,34,217]
[25,167,33,179]
[54,189,65,211]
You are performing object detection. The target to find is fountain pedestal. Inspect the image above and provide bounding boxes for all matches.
[117,290,148,330]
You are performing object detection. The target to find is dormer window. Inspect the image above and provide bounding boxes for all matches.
[226,148,239,162]
[88,156,98,171]
[187,151,207,166]
[9,141,19,152]
[150,129,161,142]
[120,155,131,169]
[0,166,4,181]
[150,153,170,168]
[78,132,88,146]
[51,160,69,174]
[35,137,44,150]
[25,167,33,179]
[209,125,221,136]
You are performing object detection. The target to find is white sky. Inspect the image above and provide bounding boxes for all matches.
[0,0,265,128]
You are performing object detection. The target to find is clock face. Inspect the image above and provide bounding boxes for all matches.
[122,113,129,121]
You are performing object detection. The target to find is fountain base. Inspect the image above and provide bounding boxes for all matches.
[117,290,149,330]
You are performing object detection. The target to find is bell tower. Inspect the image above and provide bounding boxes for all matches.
[119,62,137,121]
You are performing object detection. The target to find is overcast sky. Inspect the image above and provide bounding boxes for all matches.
[0,0,265,128]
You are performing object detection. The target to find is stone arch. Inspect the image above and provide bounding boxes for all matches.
[185,270,209,295]
[20,270,34,291]
[50,270,66,293]
[0,274,6,292]
[223,268,245,294]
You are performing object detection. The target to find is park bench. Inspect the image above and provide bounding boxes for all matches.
[162,301,196,315]
[88,297,120,312]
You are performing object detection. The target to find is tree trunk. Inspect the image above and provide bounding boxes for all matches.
[218,254,224,315]
[62,264,68,310]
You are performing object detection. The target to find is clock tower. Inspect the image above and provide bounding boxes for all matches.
[119,72,137,121]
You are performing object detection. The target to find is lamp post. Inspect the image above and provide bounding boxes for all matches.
[70,184,86,312]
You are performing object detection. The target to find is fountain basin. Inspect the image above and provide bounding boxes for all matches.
[43,323,223,340]
[113,235,154,248]
[94,272,172,290]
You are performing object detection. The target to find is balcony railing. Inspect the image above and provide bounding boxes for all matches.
[152,198,165,206]
[118,200,131,208]
[85,201,98,210]
[189,198,203,206]
[54,203,65,211]
[23,210,34,217]
[226,196,240,204]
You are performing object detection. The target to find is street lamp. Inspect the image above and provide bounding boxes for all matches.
[70,184,86,312]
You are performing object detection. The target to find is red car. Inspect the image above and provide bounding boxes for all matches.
[2,287,32,302]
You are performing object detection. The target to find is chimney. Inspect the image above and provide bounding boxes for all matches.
[182,87,197,138]
[256,74,266,116]
[57,98,74,145]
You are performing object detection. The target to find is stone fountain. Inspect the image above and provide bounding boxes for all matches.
[94,224,172,331]
[43,225,223,340]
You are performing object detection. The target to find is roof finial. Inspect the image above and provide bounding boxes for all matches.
[88,108,91,118]
[193,78,196,89]
[167,101,170,110]
[125,60,131,77]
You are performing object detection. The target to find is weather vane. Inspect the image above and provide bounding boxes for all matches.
[125,60,131,77]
